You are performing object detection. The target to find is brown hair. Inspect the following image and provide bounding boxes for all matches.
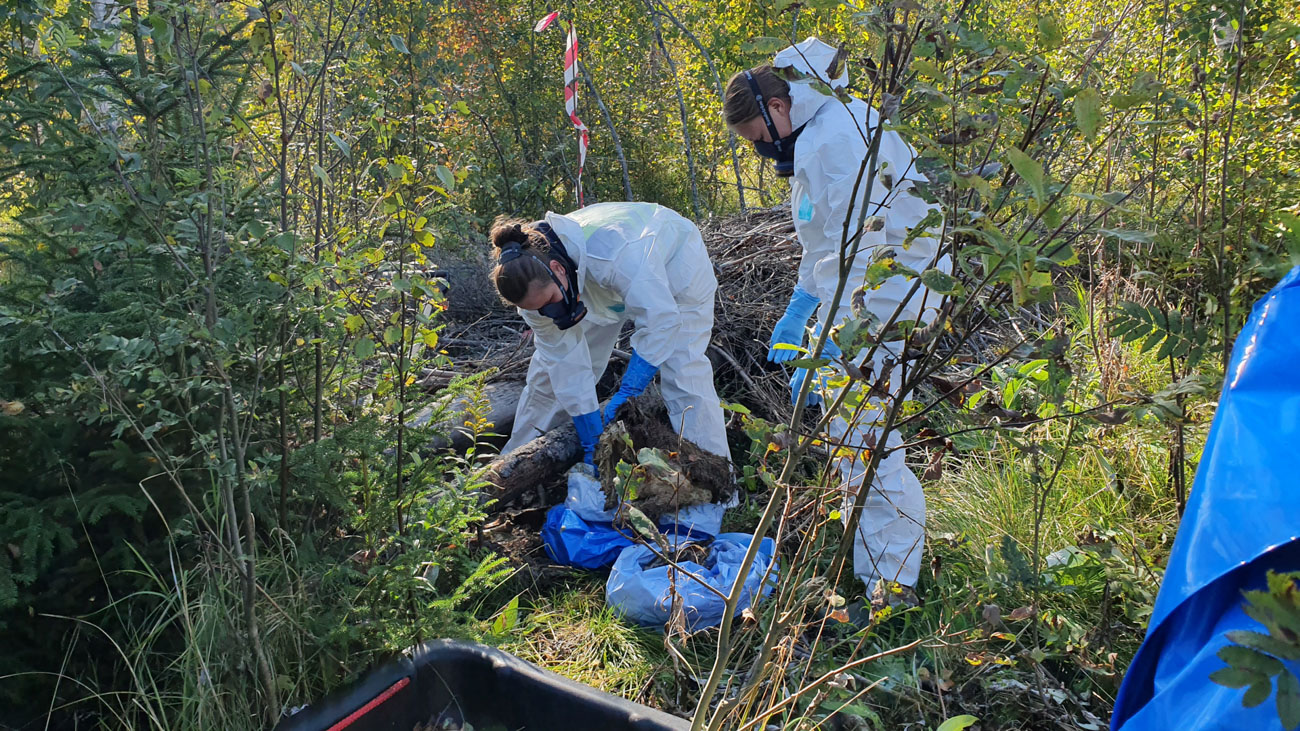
[723,65,789,126]
[488,216,554,305]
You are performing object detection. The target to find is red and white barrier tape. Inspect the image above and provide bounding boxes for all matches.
[535,11,589,207]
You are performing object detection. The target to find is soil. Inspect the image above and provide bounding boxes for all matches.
[595,394,734,523]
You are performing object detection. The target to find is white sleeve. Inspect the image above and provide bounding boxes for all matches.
[521,309,600,416]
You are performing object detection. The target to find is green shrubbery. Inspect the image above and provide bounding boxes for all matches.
[0,0,1296,727]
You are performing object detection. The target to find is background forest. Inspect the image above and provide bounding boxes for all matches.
[1,0,1298,728]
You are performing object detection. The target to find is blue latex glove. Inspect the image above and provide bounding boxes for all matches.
[790,367,827,407]
[572,410,604,466]
[768,286,820,363]
[603,350,659,424]
[790,326,841,407]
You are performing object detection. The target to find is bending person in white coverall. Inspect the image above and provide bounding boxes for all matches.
[489,202,732,537]
[724,38,948,605]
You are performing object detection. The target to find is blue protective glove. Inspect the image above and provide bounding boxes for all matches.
[789,326,841,407]
[603,350,659,424]
[572,410,604,466]
[768,286,820,363]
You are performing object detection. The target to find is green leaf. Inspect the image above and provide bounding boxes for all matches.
[742,36,787,54]
[1006,147,1046,204]
[912,58,944,80]
[311,163,332,190]
[354,337,376,359]
[344,314,365,334]
[328,132,350,159]
[1244,680,1273,708]
[1048,244,1079,266]
[636,447,673,473]
[1036,15,1065,50]
[453,100,471,115]
[920,268,962,295]
[903,209,944,248]
[491,595,520,635]
[786,357,831,369]
[1277,669,1300,730]
[1228,630,1300,661]
[390,34,410,55]
[1074,88,1104,141]
[148,14,175,51]
[421,330,439,348]
[1219,645,1284,676]
[436,165,455,191]
[1211,667,1267,689]
[383,326,401,345]
[1109,92,1145,109]
[622,506,668,552]
[937,715,980,731]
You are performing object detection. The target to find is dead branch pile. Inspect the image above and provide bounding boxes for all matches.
[699,205,799,418]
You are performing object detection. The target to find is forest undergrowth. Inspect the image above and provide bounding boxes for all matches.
[1,0,1297,728]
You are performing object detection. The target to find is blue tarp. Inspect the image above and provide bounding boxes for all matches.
[541,504,636,570]
[1113,265,1300,730]
[605,533,778,631]
[541,465,728,570]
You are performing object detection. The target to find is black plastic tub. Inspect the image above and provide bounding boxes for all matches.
[273,640,690,731]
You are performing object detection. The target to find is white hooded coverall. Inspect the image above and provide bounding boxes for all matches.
[776,38,949,589]
[501,202,731,536]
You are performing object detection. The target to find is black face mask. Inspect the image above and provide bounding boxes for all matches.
[744,70,805,178]
[501,221,588,331]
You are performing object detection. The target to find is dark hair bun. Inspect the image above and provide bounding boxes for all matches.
[490,218,531,251]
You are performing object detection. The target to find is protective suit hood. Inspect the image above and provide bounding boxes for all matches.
[541,210,588,275]
[773,37,849,130]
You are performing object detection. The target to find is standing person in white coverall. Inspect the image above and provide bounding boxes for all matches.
[723,38,948,607]
[489,202,732,537]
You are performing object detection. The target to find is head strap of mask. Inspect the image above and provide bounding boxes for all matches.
[744,70,788,157]
[525,221,586,330]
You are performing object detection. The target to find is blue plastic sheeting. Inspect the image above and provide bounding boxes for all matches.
[543,464,727,570]
[605,533,778,631]
[1113,265,1300,730]
[541,505,635,570]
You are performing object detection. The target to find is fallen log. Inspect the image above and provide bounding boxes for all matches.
[482,421,581,511]
[481,388,734,516]
[409,380,526,453]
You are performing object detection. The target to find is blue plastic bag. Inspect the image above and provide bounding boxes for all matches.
[605,533,778,631]
[1113,266,1300,730]
[541,505,633,569]
[542,465,636,569]
[543,464,730,570]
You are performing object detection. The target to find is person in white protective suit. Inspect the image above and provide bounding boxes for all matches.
[724,38,949,605]
[489,202,733,537]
